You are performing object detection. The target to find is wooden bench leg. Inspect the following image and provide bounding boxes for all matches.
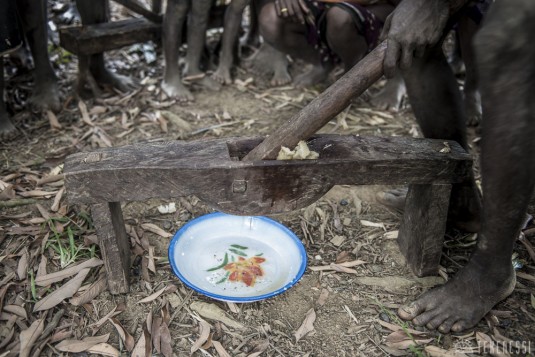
[91,202,130,294]
[397,184,452,277]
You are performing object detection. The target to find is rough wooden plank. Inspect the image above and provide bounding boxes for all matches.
[397,184,452,277]
[59,18,161,55]
[64,135,471,216]
[243,41,386,161]
[91,202,130,294]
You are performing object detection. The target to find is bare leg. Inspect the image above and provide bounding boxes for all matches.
[184,0,221,91]
[213,0,249,85]
[161,0,192,101]
[325,6,368,72]
[76,0,136,94]
[370,74,406,111]
[18,0,61,112]
[398,0,534,332]
[258,1,331,87]
[402,45,481,233]
[245,41,291,86]
[458,15,482,126]
[242,0,260,48]
[0,60,18,140]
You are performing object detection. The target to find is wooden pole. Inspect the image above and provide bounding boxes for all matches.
[243,41,386,161]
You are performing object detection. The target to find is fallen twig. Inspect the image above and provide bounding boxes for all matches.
[0,199,37,208]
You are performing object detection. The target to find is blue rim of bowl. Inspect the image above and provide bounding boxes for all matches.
[168,212,307,303]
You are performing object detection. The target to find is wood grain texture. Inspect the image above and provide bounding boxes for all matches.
[64,135,471,216]
[397,184,452,277]
[59,18,161,55]
[91,202,130,294]
[243,41,386,161]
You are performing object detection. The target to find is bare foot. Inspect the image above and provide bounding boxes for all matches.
[270,59,292,87]
[194,75,222,92]
[94,68,136,93]
[0,112,18,141]
[30,79,61,112]
[243,43,276,76]
[375,187,408,211]
[161,78,194,103]
[244,43,291,87]
[294,64,330,88]
[398,252,515,333]
[465,89,482,126]
[212,65,233,85]
[370,76,406,112]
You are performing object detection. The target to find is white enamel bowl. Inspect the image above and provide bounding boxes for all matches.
[168,213,307,302]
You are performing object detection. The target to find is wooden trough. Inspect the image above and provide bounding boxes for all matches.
[64,135,471,293]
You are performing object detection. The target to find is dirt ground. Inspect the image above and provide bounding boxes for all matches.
[1,4,535,357]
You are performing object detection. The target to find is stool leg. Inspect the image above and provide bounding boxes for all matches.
[397,184,451,277]
[91,202,130,294]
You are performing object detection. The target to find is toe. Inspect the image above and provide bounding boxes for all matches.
[451,320,472,333]
[398,301,425,320]
[438,318,456,334]
[426,314,447,330]
[413,310,440,326]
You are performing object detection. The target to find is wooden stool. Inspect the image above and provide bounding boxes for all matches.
[64,135,472,294]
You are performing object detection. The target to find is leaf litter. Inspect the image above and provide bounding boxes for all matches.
[0,4,534,356]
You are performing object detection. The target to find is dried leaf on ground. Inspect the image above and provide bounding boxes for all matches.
[316,289,329,307]
[34,268,90,312]
[109,318,135,352]
[51,187,65,212]
[78,100,94,126]
[384,231,399,239]
[385,329,433,350]
[132,322,151,357]
[141,223,172,238]
[476,332,509,357]
[17,248,29,281]
[191,319,211,354]
[309,259,366,272]
[35,258,103,286]
[360,219,386,230]
[86,343,120,356]
[160,110,192,131]
[212,340,231,357]
[55,334,110,353]
[152,316,162,353]
[377,320,426,335]
[137,284,177,304]
[36,255,47,278]
[294,308,316,342]
[190,301,244,329]
[4,305,28,319]
[71,275,107,306]
[226,302,240,314]
[425,345,469,357]
[247,339,269,357]
[87,305,123,332]
[19,318,45,357]
[18,189,58,198]
[159,322,172,357]
[47,110,62,129]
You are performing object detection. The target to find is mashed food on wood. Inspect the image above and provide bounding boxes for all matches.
[277,140,319,160]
